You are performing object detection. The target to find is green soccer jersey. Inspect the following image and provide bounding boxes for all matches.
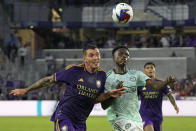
[105,69,150,125]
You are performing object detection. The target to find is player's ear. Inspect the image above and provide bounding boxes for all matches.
[112,54,115,60]
[83,55,86,63]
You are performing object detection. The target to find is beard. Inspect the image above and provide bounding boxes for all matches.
[92,63,100,69]
[88,61,100,70]
[117,62,126,67]
[118,60,128,67]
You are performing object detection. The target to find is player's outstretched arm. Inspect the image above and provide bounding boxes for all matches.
[101,97,114,110]
[9,75,54,95]
[95,88,125,104]
[146,75,176,90]
[100,81,124,110]
[167,93,179,114]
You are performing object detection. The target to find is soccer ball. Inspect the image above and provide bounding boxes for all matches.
[112,3,133,24]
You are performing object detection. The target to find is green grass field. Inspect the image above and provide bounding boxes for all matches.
[0,116,195,131]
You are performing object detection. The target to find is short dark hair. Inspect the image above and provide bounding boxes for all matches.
[144,62,156,68]
[112,45,129,56]
[83,44,97,55]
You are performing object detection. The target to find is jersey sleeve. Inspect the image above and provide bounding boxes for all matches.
[104,71,113,93]
[163,85,172,95]
[104,79,113,93]
[137,71,150,86]
[53,66,74,84]
[137,86,142,96]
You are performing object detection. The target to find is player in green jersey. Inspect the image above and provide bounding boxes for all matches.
[101,46,176,131]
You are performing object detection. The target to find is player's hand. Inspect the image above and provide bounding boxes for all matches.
[116,81,123,89]
[166,75,176,85]
[9,89,27,96]
[109,88,125,98]
[174,105,179,114]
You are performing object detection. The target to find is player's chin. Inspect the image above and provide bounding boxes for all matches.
[148,73,153,76]
[119,62,127,67]
[92,63,100,69]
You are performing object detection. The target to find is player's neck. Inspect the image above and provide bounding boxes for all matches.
[150,76,156,79]
[114,66,127,74]
[84,64,96,73]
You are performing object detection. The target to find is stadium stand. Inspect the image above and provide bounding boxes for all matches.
[0,0,196,100]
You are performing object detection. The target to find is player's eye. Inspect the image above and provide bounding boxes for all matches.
[95,53,100,57]
[125,53,129,57]
[118,52,124,56]
[88,53,93,57]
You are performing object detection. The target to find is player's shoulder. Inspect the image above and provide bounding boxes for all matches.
[127,69,142,75]
[106,69,113,78]
[97,67,106,74]
[96,67,106,78]
[65,64,84,71]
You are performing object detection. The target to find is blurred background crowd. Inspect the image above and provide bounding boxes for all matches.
[0,0,196,100]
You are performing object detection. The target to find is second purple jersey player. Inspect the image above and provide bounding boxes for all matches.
[137,62,179,131]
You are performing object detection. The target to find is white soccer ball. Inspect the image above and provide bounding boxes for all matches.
[112,3,133,24]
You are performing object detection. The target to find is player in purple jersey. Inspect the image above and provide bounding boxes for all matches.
[138,62,179,131]
[10,45,125,131]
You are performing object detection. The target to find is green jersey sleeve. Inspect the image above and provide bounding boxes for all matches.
[104,70,113,93]
[136,71,150,86]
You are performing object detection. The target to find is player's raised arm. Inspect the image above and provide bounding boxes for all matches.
[146,75,176,90]
[9,75,54,95]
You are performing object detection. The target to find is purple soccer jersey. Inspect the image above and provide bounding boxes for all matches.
[137,80,171,122]
[54,119,86,131]
[51,64,106,128]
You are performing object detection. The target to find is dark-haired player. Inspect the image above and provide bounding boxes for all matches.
[138,62,179,131]
[10,45,125,131]
[101,46,176,131]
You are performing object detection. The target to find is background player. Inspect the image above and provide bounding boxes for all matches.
[10,45,125,131]
[138,62,179,131]
[101,45,176,131]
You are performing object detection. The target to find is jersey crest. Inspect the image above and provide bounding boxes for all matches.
[96,80,101,88]
[78,78,84,82]
[130,76,136,82]
[62,126,67,131]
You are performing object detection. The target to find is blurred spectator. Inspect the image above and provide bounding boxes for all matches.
[58,40,65,49]
[5,73,14,90]
[170,51,177,57]
[61,58,67,68]
[45,53,56,73]
[160,35,170,47]
[173,75,196,98]
[105,37,116,48]
[134,35,145,48]
[6,34,18,62]
[18,44,28,67]
[183,35,191,47]
[190,36,196,47]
